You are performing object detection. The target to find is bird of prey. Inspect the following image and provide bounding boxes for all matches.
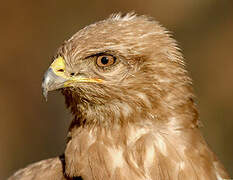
[9,13,229,180]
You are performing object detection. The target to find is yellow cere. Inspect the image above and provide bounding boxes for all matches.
[50,56,103,87]
[50,56,67,78]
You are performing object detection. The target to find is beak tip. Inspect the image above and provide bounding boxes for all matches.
[42,87,48,102]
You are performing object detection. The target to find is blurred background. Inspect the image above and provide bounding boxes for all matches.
[0,0,232,179]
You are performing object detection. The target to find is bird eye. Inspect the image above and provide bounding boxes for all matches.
[96,55,115,67]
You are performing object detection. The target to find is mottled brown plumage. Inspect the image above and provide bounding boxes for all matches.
[9,13,229,180]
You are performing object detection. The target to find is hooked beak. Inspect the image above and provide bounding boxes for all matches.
[42,67,67,101]
[42,56,102,101]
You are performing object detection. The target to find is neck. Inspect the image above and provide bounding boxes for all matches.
[64,85,200,178]
[66,81,199,132]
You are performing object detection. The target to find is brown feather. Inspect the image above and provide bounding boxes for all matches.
[8,158,65,180]
[61,13,229,179]
[9,13,230,180]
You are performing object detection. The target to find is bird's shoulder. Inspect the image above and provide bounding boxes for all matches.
[8,157,65,180]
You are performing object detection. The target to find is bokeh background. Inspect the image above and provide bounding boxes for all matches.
[0,0,232,179]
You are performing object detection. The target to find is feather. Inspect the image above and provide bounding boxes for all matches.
[9,13,230,180]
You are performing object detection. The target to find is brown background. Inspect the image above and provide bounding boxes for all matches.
[0,0,232,179]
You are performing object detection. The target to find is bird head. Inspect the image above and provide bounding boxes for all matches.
[42,13,195,126]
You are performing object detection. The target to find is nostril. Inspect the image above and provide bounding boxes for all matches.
[58,69,64,72]
[70,72,75,76]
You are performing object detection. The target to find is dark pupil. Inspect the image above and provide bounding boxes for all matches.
[101,57,109,64]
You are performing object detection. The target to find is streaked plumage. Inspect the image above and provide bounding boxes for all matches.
[9,13,229,180]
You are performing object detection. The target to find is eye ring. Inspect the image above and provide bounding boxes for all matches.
[96,55,116,67]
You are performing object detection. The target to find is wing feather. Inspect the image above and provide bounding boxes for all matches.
[8,157,65,180]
